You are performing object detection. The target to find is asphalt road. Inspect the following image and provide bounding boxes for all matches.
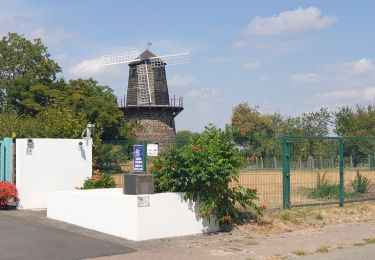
[0,209,136,260]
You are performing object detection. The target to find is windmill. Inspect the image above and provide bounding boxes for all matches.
[101,43,189,153]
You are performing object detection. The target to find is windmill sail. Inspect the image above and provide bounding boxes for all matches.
[136,63,151,104]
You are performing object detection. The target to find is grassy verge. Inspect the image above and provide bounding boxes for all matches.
[240,201,375,234]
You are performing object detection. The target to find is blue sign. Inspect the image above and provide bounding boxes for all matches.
[133,145,144,173]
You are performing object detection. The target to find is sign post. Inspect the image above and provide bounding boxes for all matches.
[133,145,144,173]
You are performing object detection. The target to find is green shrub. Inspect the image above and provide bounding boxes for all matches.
[151,125,263,226]
[308,183,340,199]
[308,171,363,200]
[351,170,373,194]
[82,171,116,189]
[308,171,339,199]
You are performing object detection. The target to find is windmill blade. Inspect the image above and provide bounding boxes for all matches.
[149,52,189,68]
[101,51,140,66]
[136,64,152,104]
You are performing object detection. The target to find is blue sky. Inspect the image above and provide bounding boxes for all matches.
[2,0,375,132]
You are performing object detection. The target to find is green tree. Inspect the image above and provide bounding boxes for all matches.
[0,33,133,141]
[334,104,375,165]
[231,102,275,157]
[0,107,86,139]
[64,78,129,140]
[0,33,61,112]
[300,107,331,156]
[175,130,200,148]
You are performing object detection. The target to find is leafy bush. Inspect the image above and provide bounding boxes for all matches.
[151,125,263,226]
[82,170,116,189]
[351,170,373,194]
[308,171,339,199]
[308,171,362,200]
[308,183,340,199]
[0,181,18,206]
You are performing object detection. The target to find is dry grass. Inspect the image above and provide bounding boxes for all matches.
[315,246,330,253]
[240,201,375,235]
[292,250,309,256]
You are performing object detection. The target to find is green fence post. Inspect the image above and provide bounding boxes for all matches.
[282,136,291,209]
[339,138,345,206]
[142,140,147,173]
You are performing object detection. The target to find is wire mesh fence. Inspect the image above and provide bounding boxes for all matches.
[230,170,283,208]
[235,136,375,209]
[285,137,375,208]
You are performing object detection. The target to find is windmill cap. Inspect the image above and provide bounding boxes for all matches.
[139,49,156,60]
[128,49,165,66]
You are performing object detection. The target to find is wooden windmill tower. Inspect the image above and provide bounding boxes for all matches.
[102,43,189,153]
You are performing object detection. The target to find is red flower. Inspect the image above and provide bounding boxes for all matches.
[171,163,178,170]
[0,182,18,206]
[260,204,267,210]
[249,155,255,161]
[192,146,201,151]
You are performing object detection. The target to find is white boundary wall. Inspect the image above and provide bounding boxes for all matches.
[47,189,219,241]
[16,138,92,209]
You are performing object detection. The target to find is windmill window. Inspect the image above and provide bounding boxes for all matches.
[131,68,137,78]
[156,68,164,80]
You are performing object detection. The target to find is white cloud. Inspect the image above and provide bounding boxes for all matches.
[0,14,36,37]
[186,88,218,98]
[317,87,375,102]
[0,13,78,45]
[245,7,337,36]
[349,58,375,75]
[258,75,270,83]
[319,58,375,88]
[168,75,194,87]
[290,73,320,84]
[318,89,361,100]
[244,62,261,70]
[69,58,123,78]
[31,28,79,44]
[69,58,103,77]
[185,88,222,112]
[363,87,375,101]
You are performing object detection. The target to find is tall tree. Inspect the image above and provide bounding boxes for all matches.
[231,102,275,156]
[176,130,200,148]
[0,33,61,112]
[334,104,375,165]
[64,78,130,140]
[300,107,331,156]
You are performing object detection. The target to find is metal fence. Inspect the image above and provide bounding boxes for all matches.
[233,136,375,209]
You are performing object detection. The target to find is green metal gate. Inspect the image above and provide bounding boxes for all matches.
[0,138,13,182]
[282,136,375,209]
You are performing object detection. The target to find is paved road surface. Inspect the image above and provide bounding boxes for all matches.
[0,209,136,260]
